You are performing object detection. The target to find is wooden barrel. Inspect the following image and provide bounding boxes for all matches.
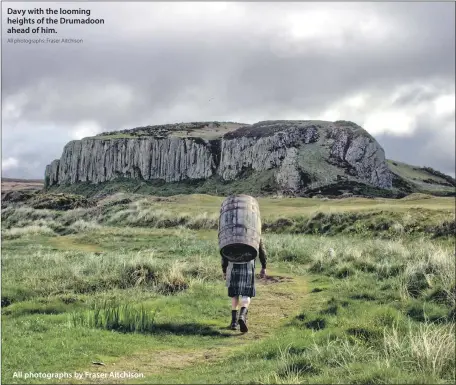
[218,194,262,262]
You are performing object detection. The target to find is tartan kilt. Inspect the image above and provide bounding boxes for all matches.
[226,261,256,298]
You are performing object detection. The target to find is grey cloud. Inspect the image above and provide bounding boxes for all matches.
[376,113,456,177]
[1,122,73,179]
[1,2,455,179]
[391,86,444,108]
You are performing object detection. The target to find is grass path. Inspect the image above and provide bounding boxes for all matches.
[74,271,309,384]
[49,236,103,253]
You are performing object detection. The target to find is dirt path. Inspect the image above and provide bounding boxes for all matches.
[74,271,308,384]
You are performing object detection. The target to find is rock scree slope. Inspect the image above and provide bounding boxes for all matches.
[44,120,393,192]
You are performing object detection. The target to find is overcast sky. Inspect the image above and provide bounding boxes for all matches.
[2,2,455,179]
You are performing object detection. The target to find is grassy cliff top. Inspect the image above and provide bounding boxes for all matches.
[91,120,372,141]
[387,160,455,193]
[93,121,247,140]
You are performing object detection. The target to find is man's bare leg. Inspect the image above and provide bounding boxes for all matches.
[230,296,239,329]
[239,296,251,332]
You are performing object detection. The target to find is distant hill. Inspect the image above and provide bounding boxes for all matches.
[2,178,44,192]
[2,177,44,184]
[387,160,455,196]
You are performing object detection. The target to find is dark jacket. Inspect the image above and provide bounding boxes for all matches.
[221,239,267,274]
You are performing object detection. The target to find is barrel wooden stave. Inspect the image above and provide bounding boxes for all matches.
[218,194,262,262]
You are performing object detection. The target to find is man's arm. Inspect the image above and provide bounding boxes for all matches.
[259,239,267,269]
[221,255,229,275]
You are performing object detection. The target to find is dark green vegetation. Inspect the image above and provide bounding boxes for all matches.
[2,190,91,210]
[46,173,283,198]
[1,192,455,384]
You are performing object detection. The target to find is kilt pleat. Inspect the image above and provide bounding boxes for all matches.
[227,261,256,297]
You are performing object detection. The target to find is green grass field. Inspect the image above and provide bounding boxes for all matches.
[1,193,455,384]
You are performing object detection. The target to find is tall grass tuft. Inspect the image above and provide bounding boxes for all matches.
[259,372,302,384]
[399,242,455,306]
[258,337,378,384]
[68,220,101,232]
[187,212,218,230]
[157,261,189,294]
[69,301,158,333]
[2,225,56,240]
[300,236,455,306]
[383,321,455,379]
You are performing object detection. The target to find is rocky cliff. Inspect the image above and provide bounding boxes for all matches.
[45,120,393,193]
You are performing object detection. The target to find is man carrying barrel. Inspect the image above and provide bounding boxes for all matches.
[221,239,268,333]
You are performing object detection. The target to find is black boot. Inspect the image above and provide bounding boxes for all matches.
[238,307,249,333]
[230,310,238,330]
